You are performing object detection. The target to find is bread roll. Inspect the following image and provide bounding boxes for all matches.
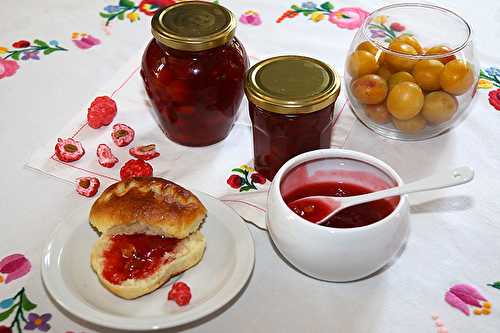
[90,177,207,239]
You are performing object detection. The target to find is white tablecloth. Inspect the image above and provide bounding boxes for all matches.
[1,0,500,332]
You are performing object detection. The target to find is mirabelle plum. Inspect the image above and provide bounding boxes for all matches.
[386,81,424,120]
[393,35,423,54]
[347,50,379,79]
[385,41,418,72]
[412,60,444,91]
[377,66,392,81]
[364,104,391,124]
[351,74,388,105]
[388,71,415,90]
[425,45,456,64]
[440,59,474,95]
[421,91,458,124]
[392,114,427,133]
[356,41,378,55]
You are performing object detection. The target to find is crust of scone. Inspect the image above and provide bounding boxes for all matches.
[89,177,207,239]
[91,230,206,300]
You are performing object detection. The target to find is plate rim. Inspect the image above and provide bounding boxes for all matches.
[41,191,255,331]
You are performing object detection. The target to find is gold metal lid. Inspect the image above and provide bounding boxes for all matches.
[244,56,341,114]
[151,1,236,52]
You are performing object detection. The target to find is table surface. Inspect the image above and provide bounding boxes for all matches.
[2,0,500,332]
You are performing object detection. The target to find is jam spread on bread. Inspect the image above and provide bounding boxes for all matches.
[102,234,180,284]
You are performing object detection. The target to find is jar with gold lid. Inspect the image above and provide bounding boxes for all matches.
[141,1,248,146]
[245,55,341,180]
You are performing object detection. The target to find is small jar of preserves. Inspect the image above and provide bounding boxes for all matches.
[245,56,341,180]
[141,1,248,146]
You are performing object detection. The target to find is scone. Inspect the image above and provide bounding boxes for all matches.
[89,177,207,299]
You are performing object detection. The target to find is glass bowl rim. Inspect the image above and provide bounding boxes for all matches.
[362,2,472,60]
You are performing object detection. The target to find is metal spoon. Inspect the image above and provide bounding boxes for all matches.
[288,166,474,225]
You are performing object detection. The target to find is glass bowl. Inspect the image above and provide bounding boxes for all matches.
[344,3,479,140]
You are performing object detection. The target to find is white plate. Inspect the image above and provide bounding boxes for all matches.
[41,191,255,331]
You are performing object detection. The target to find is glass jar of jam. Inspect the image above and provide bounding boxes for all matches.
[141,1,248,146]
[245,56,341,180]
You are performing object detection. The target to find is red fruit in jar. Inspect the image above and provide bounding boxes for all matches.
[227,174,243,189]
[112,124,135,147]
[55,138,85,162]
[129,144,160,160]
[120,159,153,180]
[250,172,266,185]
[168,282,192,306]
[76,177,100,197]
[12,40,30,48]
[97,144,119,168]
[87,96,117,129]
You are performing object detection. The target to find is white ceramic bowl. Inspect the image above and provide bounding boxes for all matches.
[267,149,409,282]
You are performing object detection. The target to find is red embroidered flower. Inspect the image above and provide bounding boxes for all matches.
[139,0,176,16]
[250,173,266,184]
[120,159,153,180]
[12,40,30,48]
[227,175,243,189]
[488,88,500,111]
[390,22,405,32]
[87,96,117,129]
[0,326,12,333]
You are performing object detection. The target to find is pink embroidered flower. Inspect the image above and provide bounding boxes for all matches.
[0,254,31,284]
[328,7,369,30]
[239,10,262,26]
[72,33,101,50]
[0,58,19,80]
[445,283,488,316]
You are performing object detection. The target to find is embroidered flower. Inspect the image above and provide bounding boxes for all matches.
[0,47,8,54]
[0,254,31,283]
[239,10,262,26]
[310,11,325,22]
[48,40,59,47]
[24,313,51,331]
[21,51,40,61]
[372,15,388,24]
[445,283,488,316]
[227,175,243,189]
[302,2,317,9]
[72,33,101,49]
[328,7,369,30]
[488,89,500,110]
[250,173,266,185]
[127,12,140,22]
[139,0,176,16]
[104,5,122,13]
[227,165,267,191]
[0,298,14,309]
[485,67,500,78]
[390,22,405,32]
[370,29,386,38]
[12,40,30,48]
[0,58,19,79]
[240,164,255,172]
[478,79,493,89]
[0,326,12,333]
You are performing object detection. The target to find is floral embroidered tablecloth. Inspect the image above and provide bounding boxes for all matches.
[1,1,500,332]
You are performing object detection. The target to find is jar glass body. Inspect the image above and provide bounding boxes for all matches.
[249,103,335,181]
[141,37,248,146]
[344,3,479,140]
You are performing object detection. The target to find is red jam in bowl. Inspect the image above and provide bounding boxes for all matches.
[141,2,248,146]
[245,56,341,180]
[102,234,180,285]
[284,182,395,228]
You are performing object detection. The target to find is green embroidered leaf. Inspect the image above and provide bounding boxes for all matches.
[118,12,125,20]
[43,48,57,55]
[21,294,37,311]
[11,52,20,60]
[488,281,500,290]
[239,185,253,192]
[33,39,48,48]
[0,306,16,322]
[119,0,136,7]
[320,2,334,11]
[99,12,113,18]
[231,168,245,174]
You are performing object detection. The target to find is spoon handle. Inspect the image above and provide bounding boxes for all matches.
[341,166,474,209]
